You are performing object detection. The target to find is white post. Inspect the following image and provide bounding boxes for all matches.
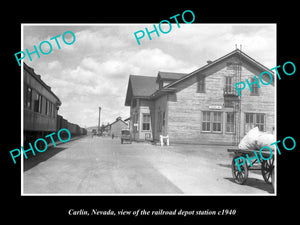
[160,135,163,146]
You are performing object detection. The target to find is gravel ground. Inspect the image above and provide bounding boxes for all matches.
[23,135,274,195]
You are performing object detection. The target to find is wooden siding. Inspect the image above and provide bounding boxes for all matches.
[129,99,153,141]
[23,68,59,132]
[110,120,128,137]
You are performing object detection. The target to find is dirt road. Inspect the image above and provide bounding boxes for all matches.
[23,136,274,195]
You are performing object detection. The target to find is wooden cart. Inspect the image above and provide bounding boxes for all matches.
[227,148,275,189]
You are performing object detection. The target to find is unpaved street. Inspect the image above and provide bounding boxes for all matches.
[23,136,274,194]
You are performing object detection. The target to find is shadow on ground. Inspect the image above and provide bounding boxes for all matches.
[23,147,67,172]
[218,163,264,175]
[218,163,274,193]
[224,177,274,194]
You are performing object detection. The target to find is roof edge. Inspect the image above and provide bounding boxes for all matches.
[24,62,62,105]
[162,49,274,90]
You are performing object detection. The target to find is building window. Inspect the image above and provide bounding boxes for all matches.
[212,112,222,132]
[202,111,223,133]
[256,113,265,131]
[250,77,260,96]
[226,112,235,133]
[45,100,53,116]
[197,77,205,93]
[34,93,42,113]
[245,113,254,132]
[25,86,32,109]
[245,113,265,133]
[224,76,233,94]
[202,111,211,132]
[142,114,151,131]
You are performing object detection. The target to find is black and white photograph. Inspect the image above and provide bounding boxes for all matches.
[21,24,276,195]
[4,5,298,223]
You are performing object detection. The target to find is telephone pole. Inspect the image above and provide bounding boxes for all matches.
[98,107,101,134]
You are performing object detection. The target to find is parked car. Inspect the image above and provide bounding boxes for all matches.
[121,129,131,144]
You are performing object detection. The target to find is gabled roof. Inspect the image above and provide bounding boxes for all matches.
[125,75,157,106]
[156,71,187,82]
[110,118,128,126]
[124,117,131,122]
[151,49,274,99]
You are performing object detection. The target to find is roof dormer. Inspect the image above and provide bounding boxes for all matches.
[156,71,187,90]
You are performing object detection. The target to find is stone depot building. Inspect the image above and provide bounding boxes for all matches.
[124,49,275,145]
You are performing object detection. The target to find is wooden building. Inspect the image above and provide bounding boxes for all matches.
[125,49,275,145]
[125,75,157,141]
[108,117,128,137]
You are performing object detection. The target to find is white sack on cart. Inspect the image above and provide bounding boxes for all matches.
[256,133,276,151]
[238,127,276,151]
[238,127,261,150]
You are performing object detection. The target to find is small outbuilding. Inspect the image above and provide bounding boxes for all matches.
[108,117,128,138]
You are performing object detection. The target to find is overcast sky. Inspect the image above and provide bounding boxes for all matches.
[23,24,276,128]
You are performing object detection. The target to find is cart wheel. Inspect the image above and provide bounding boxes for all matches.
[261,157,274,184]
[232,155,248,185]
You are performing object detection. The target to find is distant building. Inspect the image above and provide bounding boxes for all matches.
[108,117,128,137]
[125,49,275,145]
